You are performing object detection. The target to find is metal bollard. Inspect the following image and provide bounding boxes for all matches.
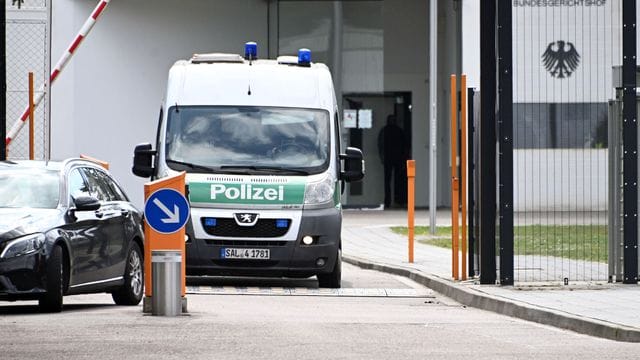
[151,250,182,316]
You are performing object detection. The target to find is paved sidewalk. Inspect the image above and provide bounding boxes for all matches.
[341,209,640,342]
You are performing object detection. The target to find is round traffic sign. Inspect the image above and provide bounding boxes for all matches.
[144,188,190,234]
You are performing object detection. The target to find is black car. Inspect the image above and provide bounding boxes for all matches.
[0,159,144,312]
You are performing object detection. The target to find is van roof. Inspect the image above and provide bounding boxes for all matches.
[165,55,336,112]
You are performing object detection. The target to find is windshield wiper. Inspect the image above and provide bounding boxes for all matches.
[220,165,310,175]
[166,159,218,172]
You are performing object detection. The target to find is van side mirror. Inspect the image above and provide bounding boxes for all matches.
[132,143,156,178]
[340,147,365,182]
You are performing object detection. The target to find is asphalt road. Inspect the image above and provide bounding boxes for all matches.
[1,263,639,359]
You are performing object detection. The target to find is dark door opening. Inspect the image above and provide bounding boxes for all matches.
[342,92,412,208]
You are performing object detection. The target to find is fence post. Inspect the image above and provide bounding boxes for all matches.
[467,88,477,278]
[460,74,468,281]
[451,74,459,280]
[479,0,497,284]
[497,0,514,286]
[622,0,638,284]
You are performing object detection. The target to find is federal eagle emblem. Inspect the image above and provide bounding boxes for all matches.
[541,40,580,78]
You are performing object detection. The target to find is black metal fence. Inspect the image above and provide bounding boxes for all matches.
[474,0,636,284]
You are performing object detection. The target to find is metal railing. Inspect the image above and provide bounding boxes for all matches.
[5,0,50,160]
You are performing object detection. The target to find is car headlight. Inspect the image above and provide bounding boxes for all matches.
[0,233,46,259]
[304,176,335,206]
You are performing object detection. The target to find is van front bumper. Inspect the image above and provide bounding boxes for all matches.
[185,207,341,278]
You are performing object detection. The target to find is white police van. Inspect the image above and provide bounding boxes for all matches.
[132,42,364,288]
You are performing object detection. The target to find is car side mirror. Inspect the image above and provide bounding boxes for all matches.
[132,143,156,178]
[340,147,365,182]
[73,195,101,211]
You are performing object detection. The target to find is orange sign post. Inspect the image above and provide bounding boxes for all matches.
[142,172,188,313]
[407,160,416,263]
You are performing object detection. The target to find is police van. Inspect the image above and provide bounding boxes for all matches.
[132,42,364,288]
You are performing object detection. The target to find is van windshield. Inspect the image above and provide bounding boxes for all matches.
[165,106,330,174]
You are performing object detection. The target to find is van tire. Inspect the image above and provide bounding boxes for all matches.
[317,249,341,288]
[39,245,64,313]
[112,242,144,306]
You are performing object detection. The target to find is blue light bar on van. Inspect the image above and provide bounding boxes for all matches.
[204,218,217,227]
[245,42,258,60]
[298,48,311,66]
[276,219,289,228]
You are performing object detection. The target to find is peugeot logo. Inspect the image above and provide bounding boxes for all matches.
[234,213,259,226]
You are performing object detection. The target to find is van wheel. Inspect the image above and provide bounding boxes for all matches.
[317,249,341,288]
[112,242,144,305]
[39,245,64,313]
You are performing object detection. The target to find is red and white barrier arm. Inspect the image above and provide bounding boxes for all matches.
[5,0,111,147]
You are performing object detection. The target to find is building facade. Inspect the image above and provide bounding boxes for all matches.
[47,0,461,208]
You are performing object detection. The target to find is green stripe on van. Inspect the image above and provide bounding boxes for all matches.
[188,181,306,205]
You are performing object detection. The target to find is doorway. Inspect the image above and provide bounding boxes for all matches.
[342,92,412,208]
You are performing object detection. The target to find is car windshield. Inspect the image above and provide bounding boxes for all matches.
[165,106,330,174]
[0,169,60,209]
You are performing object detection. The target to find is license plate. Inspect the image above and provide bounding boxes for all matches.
[221,248,270,259]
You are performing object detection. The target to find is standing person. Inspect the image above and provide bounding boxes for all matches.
[378,114,407,208]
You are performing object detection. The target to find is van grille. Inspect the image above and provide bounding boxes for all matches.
[204,239,287,247]
[201,218,291,238]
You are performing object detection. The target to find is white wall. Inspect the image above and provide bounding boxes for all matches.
[48,0,459,209]
[382,0,430,207]
[436,0,461,207]
[514,149,608,211]
[462,0,480,89]
[51,0,268,207]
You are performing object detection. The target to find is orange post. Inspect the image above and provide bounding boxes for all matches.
[28,72,34,160]
[407,160,416,263]
[143,172,187,301]
[450,74,459,280]
[460,75,468,281]
[80,154,110,170]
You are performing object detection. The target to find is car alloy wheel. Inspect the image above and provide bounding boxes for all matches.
[129,248,143,297]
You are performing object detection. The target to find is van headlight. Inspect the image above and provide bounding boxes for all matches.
[0,233,46,259]
[304,176,335,206]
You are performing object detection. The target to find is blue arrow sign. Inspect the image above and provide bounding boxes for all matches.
[144,188,190,234]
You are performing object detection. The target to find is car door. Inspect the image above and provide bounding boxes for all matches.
[64,168,109,287]
[82,167,128,280]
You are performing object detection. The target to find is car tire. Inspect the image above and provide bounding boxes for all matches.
[39,245,64,313]
[317,249,342,289]
[112,242,144,306]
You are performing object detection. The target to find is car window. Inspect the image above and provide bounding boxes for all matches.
[82,168,117,202]
[98,170,128,202]
[0,169,60,209]
[68,168,91,200]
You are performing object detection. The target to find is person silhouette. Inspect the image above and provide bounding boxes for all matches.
[378,114,407,208]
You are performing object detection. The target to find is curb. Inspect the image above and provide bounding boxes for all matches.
[343,255,640,343]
